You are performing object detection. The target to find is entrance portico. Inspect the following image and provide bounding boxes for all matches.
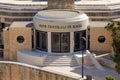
[33,10,89,53]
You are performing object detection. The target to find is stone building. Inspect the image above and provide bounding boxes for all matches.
[4,9,89,66]
[0,0,119,80]
[2,0,89,67]
[0,0,119,58]
[0,0,119,65]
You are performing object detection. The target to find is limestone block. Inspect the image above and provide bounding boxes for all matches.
[90,27,112,52]
[3,27,32,60]
[48,0,74,9]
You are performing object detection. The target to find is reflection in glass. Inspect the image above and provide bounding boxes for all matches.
[74,30,86,51]
[36,30,47,51]
[52,32,70,53]
[61,33,70,52]
[52,33,60,52]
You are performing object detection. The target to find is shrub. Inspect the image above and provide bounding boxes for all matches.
[105,22,120,74]
[106,75,115,80]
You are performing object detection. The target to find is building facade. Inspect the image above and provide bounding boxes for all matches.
[3,9,89,61]
[1,0,120,60]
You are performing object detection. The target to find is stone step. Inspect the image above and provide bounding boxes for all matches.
[45,58,73,60]
[47,54,73,56]
[44,57,76,61]
[44,62,78,64]
[44,63,79,66]
[46,56,73,58]
[44,61,77,64]
[46,58,73,60]
[43,55,79,66]
[45,58,77,61]
[45,57,75,61]
[46,57,73,59]
[46,62,77,65]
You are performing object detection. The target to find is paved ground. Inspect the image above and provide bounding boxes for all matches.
[41,65,120,80]
[0,57,119,80]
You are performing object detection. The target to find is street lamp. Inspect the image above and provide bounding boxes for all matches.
[80,37,86,79]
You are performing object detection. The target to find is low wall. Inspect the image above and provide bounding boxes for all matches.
[0,61,79,80]
[17,50,47,66]
[97,58,115,69]
[74,54,86,65]
[96,53,115,69]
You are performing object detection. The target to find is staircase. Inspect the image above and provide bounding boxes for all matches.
[43,54,79,66]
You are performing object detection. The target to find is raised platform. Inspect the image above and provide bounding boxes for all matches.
[17,50,47,66]
[17,50,80,66]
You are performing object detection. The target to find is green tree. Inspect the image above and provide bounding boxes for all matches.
[106,75,116,80]
[105,21,120,74]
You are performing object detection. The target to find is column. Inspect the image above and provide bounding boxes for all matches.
[33,28,36,50]
[86,28,89,50]
[70,32,74,53]
[48,32,51,53]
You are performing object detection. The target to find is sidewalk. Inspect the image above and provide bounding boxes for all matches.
[41,66,120,80]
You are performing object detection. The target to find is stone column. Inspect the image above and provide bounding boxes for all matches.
[86,28,88,50]
[33,28,36,50]
[48,32,51,53]
[70,32,74,53]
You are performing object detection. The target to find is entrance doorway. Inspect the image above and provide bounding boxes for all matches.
[52,32,70,53]
[74,30,86,51]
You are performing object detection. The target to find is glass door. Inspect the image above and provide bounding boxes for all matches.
[74,30,86,51]
[61,33,70,52]
[52,33,61,52]
[52,32,70,53]
[36,30,47,51]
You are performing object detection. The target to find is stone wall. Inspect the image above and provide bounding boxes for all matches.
[97,57,115,69]
[0,61,78,80]
[3,27,32,60]
[48,0,74,9]
[90,27,112,52]
[3,30,10,60]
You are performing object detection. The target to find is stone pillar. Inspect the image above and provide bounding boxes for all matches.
[33,28,36,50]
[70,32,74,53]
[48,32,51,53]
[3,29,10,60]
[48,0,74,9]
[86,28,88,50]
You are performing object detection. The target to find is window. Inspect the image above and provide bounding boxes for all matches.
[98,36,106,43]
[17,36,24,43]
[51,32,70,53]
[36,30,47,51]
[74,30,86,51]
